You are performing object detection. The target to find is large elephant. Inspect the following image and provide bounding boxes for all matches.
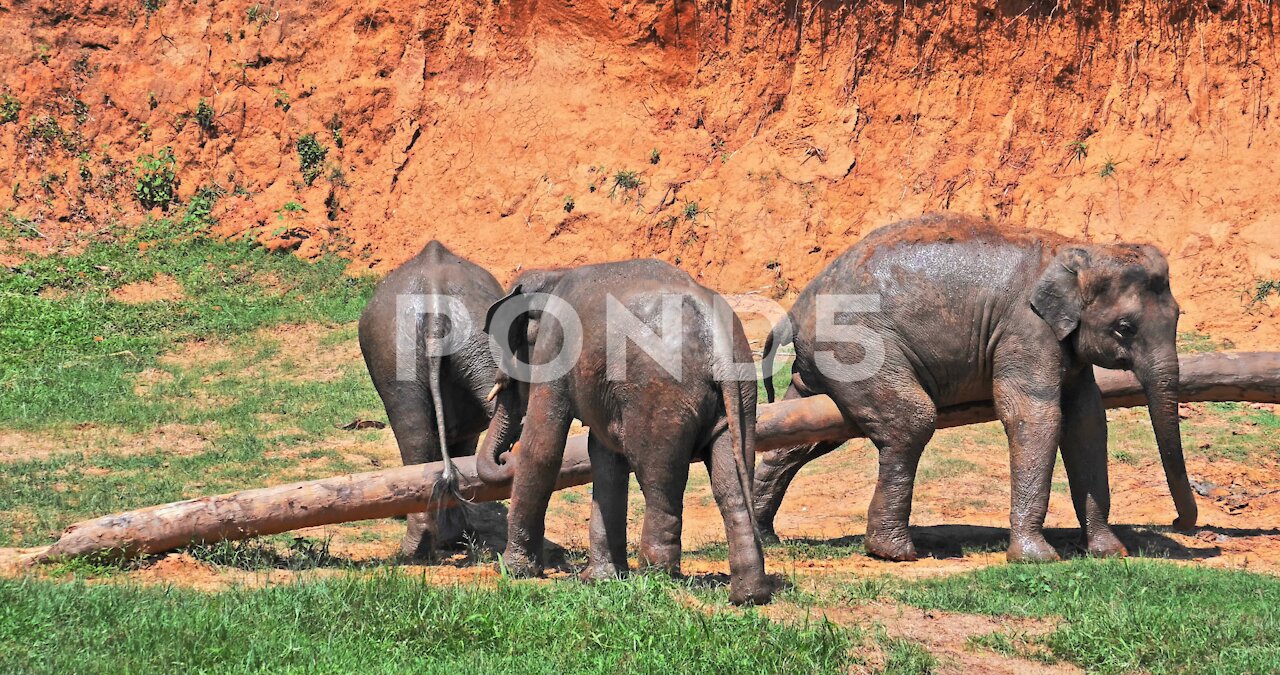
[757,213,1197,562]
[358,240,503,558]
[478,259,772,605]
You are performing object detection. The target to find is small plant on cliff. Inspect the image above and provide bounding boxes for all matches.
[649,148,661,165]
[27,116,63,144]
[181,183,227,233]
[194,99,215,131]
[0,94,21,125]
[1245,279,1280,309]
[275,201,307,220]
[1099,157,1119,180]
[246,3,268,26]
[134,147,178,211]
[273,88,291,112]
[563,196,575,213]
[682,201,701,220]
[326,114,344,149]
[1068,140,1088,164]
[141,0,166,13]
[72,100,90,126]
[295,134,328,186]
[610,170,642,197]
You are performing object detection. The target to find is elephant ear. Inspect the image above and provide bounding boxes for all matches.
[484,284,524,336]
[1031,247,1091,341]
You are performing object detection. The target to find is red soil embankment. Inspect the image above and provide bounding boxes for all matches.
[2,1,1278,345]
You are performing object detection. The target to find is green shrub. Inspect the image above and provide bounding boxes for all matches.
[27,115,62,144]
[0,94,20,124]
[611,169,642,197]
[194,98,215,130]
[180,183,226,232]
[133,147,179,211]
[295,133,328,186]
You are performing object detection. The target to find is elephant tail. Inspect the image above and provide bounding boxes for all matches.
[423,311,466,504]
[761,316,793,404]
[712,315,762,546]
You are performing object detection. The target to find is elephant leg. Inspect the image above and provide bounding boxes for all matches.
[582,436,630,581]
[631,437,692,575]
[827,375,937,562]
[753,439,843,544]
[994,369,1062,563]
[754,380,844,543]
[378,382,443,560]
[502,386,574,577]
[706,428,771,606]
[1060,372,1127,557]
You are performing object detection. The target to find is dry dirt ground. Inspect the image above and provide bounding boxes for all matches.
[0,322,1277,673]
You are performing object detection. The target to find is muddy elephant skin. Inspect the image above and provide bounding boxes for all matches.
[358,240,503,558]
[478,259,771,605]
[757,213,1197,563]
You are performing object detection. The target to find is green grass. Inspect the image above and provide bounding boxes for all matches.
[877,630,937,674]
[758,354,793,403]
[0,221,383,545]
[885,558,1280,673]
[0,222,375,429]
[1177,330,1229,354]
[0,342,380,544]
[0,574,856,673]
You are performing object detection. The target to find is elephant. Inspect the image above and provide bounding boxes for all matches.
[358,240,503,558]
[477,259,772,605]
[756,213,1197,562]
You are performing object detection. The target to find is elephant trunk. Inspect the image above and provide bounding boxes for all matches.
[476,382,521,485]
[1135,347,1198,530]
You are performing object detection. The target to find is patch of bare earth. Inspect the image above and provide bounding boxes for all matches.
[157,323,360,384]
[764,601,1076,674]
[109,274,185,303]
[0,424,214,463]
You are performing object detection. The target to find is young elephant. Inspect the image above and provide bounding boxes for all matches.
[477,259,771,605]
[358,240,503,558]
[758,213,1197,562]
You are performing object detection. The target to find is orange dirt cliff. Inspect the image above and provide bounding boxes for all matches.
[2,0,1277,347]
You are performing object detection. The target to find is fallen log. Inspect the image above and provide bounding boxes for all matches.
[36,352,1280,562]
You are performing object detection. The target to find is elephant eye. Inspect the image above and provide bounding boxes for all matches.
[1112,319,1137,340]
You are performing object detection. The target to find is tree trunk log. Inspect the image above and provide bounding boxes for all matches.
[36,352,1280,562]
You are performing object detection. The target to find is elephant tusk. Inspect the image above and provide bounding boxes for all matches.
[486,383,503,402]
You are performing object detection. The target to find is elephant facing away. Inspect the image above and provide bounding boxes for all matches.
[758,213,1197,562]
[478,259,772,605]
[358,240,503,559]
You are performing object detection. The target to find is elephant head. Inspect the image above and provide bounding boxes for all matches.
[1032,243,1197,530]
[476,270,566,484]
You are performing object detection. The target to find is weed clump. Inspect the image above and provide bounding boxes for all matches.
[610,169,642,198]
[194,99,215,131]
[134,147,178,211]
[0,94,21,125]
[296,133,328,186]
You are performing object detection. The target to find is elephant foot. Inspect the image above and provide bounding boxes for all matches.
[579,562,627,582]
[1007,532,1060,563]
[1086,528,1128,558]
[756,519,781,546]
[729,576,774,606]
[864,529,918,562]
[399,532,434,560]
[498,546,543,578]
